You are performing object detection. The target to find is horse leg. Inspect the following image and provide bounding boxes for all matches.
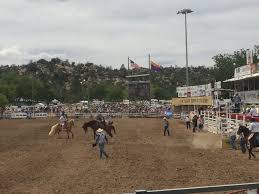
[107,130,113,137]
[113,127,116,134]
[250,144,256,158]
[67,131,70,139]
[249,148,252,160]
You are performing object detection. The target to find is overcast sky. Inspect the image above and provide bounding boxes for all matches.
[0,0,258,68]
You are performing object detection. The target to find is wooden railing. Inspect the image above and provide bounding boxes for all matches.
[124,182,259,194]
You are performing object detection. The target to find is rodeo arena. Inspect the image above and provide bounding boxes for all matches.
[1,63,259,194]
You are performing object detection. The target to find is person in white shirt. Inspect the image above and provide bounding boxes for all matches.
[185,115,191,129]
[249,106,258,117]
[248,118,259,142]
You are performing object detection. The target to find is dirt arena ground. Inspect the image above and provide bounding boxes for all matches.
[1,118,259,194]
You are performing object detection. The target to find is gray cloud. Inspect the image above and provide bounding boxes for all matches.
[0,0,258,68]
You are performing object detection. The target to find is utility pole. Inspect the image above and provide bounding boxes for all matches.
[177,8,194,86]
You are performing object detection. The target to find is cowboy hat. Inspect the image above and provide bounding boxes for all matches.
[97,128,103,133]
[163,117,167,120]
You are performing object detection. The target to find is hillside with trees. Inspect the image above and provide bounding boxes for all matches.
[0,46,258,105]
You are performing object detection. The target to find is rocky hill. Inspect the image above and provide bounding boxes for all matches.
[0,46,257,104]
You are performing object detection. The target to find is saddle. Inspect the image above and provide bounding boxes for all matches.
[60,123,67,131]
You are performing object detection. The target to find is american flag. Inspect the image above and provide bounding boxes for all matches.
[130,59,140,69]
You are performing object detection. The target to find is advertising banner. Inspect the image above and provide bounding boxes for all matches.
[251,63,259,74]
[244,90,259,104]
[214,81,221,89]
[172,96,213,106]
[246,49,253,65]
[234,65,251,77]
[176,84,211,97]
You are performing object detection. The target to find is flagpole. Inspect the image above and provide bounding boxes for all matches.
[148,54,151,70]
[128,56,130,70]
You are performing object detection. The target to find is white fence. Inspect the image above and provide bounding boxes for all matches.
[201,111,249,134]
[1,112,172,119]
[1,112,49,119]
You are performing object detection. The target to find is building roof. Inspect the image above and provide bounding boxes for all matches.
[223,72,259,82]
[126,74,150,78]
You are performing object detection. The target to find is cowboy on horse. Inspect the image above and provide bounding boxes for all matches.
[96,113,108,128]
[59,111,68,131]
[247,117,259,148]
[105,115,113,125]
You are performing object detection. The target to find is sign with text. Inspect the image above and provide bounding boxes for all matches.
[234,65,251,77]
[244,90,259,104]
[172,96,213,106]
[177,84,211,97]
[251,63,259,74]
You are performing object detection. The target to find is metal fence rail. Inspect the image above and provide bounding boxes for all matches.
[125,182,259,194]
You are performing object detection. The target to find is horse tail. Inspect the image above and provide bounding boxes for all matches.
[49,124,59,136]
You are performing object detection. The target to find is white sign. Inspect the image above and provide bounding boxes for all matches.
[246,49,253,65]
[214,81,221,89]
[234,65,251,78]
[244,90,259,104]
[177,83,211,97]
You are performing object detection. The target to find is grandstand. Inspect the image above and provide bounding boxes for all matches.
[126,74,150,101]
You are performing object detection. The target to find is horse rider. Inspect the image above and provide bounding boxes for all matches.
[59,111,68,131]
[247,117,259,148]
[93,128,109,159]
[96,113,106,128]
[106,115,113,126]
[163,117,170,136]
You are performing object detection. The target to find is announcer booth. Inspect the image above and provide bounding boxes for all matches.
[172,84,213,114]
[126,74,150,101]
[224,63,259,121]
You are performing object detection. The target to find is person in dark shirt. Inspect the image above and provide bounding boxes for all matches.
[192,115,198,133]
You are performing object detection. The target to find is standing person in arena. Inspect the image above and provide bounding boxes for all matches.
[185,115,191,129]
[163,117,170,136]
[197,115,204,132]
[232,93,242,113]
[93,128,109,159]
[192,114,198,133]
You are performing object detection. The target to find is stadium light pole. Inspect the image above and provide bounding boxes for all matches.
[177,8,193,86]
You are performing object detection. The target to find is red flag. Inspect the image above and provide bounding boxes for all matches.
[151,60,162,72]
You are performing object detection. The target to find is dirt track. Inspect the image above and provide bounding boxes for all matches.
[1,118,259,194]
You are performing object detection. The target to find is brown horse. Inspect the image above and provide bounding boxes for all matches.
[49,119,75,139]
[237,125,259,160]
[82,120,115,139]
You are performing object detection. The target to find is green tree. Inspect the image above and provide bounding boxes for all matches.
[0,93,8,114]
[212,54,235,81]
[106,84,127,101]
